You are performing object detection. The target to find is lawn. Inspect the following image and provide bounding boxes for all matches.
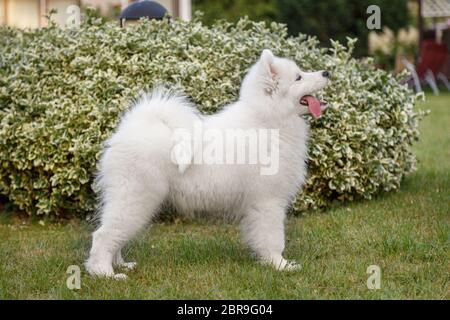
[0,93,448,300]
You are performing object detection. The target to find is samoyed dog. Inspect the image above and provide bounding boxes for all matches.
[86,49,330,278]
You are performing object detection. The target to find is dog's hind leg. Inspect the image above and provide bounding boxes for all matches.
[86,168,168,279]
[240,200,299,271]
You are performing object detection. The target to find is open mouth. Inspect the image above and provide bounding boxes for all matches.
[300,95,327,118]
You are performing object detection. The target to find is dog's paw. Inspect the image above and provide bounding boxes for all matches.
[112,273,128,280]
[283,260,301,271]
[274,258,301,271]
[119,262,137,270]
[259,256,301,271]
[85,262,130,279]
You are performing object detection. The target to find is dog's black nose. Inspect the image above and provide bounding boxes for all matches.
[322,71,330,78]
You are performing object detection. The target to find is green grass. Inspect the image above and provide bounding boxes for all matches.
[0,93,449,299]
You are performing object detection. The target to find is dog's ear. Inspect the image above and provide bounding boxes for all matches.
[260,49,277,77]
[260,49,278,95]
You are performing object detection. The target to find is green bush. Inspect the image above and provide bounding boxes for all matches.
[0,14,425,217]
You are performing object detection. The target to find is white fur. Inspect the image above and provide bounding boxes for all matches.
[85,49,329,278]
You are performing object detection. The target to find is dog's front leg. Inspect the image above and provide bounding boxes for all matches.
[240,200,299,271]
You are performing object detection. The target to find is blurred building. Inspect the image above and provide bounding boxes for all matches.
[0,0,191,28]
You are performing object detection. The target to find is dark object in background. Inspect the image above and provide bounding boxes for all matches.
[422,29,437,41]
[119,0,168,27]
[277,0,410,57]
[193,0,410,57]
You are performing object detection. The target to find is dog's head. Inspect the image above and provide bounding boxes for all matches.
[240,49,330,118]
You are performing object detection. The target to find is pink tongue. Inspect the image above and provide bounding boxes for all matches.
[303,95,321,118]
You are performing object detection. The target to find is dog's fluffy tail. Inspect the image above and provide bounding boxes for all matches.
[118,87,202,174]
[122,86,201,129]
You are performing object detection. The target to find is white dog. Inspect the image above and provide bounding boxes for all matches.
[86,49,330,278]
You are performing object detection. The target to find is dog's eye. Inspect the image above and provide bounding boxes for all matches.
[296,75,302,81]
